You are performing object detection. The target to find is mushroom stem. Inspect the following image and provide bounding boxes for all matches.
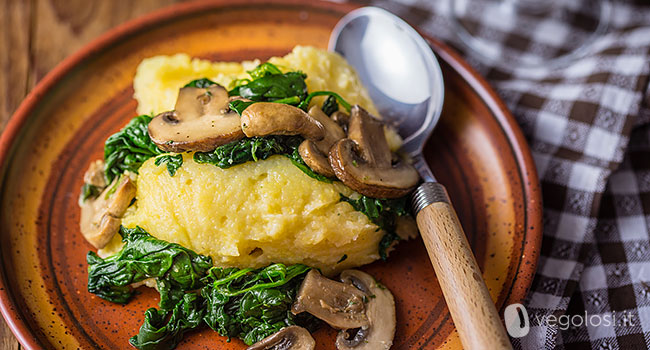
[292,270,369,330]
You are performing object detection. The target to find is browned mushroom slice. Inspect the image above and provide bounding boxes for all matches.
[336,270,396,350]
[148,84,244,152]
[331,111,350,132]
[240,102,325,141]
[83,160,107,188]
[80,176,136,249]
[329,105,419,198]
[298,106,346,177]
[292,270,369,330]
[246,326,315,350]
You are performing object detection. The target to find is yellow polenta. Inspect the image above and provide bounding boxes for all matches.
[122,155,381,275]
[134,46,379,117]
[112,46,409,275]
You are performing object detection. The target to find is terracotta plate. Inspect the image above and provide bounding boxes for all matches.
[0,1,542,349]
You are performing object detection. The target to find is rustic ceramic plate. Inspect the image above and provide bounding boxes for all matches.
[0,1,542,349]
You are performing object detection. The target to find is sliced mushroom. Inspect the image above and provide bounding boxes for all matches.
[336,270,396,350]
[80,175,136,249]
[396,215,418,240]
[292,270,369,330]
[298,106,346,177]
[330,111,350,132]
[83,160,107,188]
[240,102,324,141]
[148,84,244,152]
[246,326,315,350]
[329,105,419,198]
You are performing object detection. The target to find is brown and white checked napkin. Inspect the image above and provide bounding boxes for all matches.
[356,0,650,348]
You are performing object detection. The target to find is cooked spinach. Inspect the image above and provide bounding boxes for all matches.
[129,293,205,350]
[86,226,319,349]
[248,62,283,79]
[286,147,333,183]
[297,91,351,112]
[184,78,217,88]
[225,62,350,113]
[104,115,164,183]
[193,135,333,183]
[155,154,184,177]
[86,226,212,307]
[322,95,339,116]
[194,135,300,168]
[228,99,256,116]
[229,71,308,104]
[80,183,102,201]
[378,232,401,260]
[202,264,318,345]
[341,195,411,260]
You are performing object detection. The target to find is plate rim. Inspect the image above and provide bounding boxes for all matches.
[0,0,542,348]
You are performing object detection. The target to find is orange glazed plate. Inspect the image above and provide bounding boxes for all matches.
[0,1,542,349]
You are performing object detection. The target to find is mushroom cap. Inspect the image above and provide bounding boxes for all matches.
[148,84,244,152]
[330,111,350,132]
[246,326,315,350]
[299,140,336,178]
[298,106,346,177]
[241,102,325,141]
[80,175,136,249]
[329,105,419,198]
[329,139,418,198]
[335,270,396,350]
[292,270,369,330]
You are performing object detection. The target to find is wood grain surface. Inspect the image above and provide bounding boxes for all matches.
[0,1,185,347]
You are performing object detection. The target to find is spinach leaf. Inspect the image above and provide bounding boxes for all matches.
[321,95,339,116]
[184,78,217,88]
[286,147,333,183]
[226,62,351,112]
[80,183,102,201]
[154,154,184,177]
[228,100,255,116]
[340,195,411,260]
[87,226,213,307]
[129,293,205,350]
[104,115,164,183]
[194,136,334,183]
[297,91,351,112]
[378,232,401,260]
[194,136,301,168]
[247,62,283,79]
[230,71,307,104]
[201,264,319,345]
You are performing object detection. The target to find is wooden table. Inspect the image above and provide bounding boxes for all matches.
[0,1,185,347]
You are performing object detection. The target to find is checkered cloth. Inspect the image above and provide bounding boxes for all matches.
[361,0,650,348]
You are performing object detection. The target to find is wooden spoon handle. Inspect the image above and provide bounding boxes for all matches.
[412,182,512,350]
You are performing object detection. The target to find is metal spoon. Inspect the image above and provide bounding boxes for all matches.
[329,7,512,349]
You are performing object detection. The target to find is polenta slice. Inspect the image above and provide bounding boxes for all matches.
[120,155,383,275]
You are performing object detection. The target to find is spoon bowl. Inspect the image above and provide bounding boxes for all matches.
[329,7,513,350]
[329,7,444,165]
